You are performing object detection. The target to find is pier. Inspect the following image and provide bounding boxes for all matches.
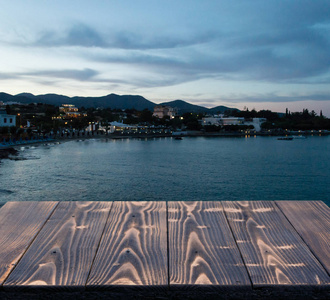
[0,201,329,299]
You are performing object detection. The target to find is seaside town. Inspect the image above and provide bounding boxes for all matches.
[1,99,329,150]
[1,1,330,299]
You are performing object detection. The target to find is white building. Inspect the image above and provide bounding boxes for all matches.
[222,117,245,125]
[59,104,79,113]
[201,116,221,126]
[201,116,267,131]
[201,116,244,126]
[153,105,177,119]
[244,118,267,131]
[0,111,16,127]
[98,121,137,133]
[59,104,86,119]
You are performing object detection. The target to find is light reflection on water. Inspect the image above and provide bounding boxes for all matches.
[0,136,329,206]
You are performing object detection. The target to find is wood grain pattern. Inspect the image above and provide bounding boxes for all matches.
[87,201,167,287]
[0,201,58,285]
[276,201,330,274]
[0,200,329,300]
[168,201,251,287]
[4,201,111,287]
[222,201,330,286]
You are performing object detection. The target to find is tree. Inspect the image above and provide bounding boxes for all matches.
[5,105,11,114]
[9,126,16,136]
[140,109,153,123]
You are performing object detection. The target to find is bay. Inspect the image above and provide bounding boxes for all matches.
[0,136,329,206]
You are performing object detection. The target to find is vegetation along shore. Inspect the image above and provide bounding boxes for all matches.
[1,94,329,157]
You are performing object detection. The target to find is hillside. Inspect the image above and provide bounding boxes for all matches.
[12,93,155,111]
[1,92,237,113]
[159,100,209,114]
[159,100,239,114]
[209,105,239,114]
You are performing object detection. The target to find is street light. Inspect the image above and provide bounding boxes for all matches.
[17,113,21,128]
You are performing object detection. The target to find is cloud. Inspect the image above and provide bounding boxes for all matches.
[221,93,330,103]
[79,18,330,87]
[95,73,199,89]
[0,68,99,82]
[28,68,99,81]
[108,31,217,50]
[88,38,330,88]
[219,23,330,82]
[34,23,217,50]
[94,50,187,70]
[0,73,16,80]
[16,7,330,87]
[36,24,107,48]
[2,0,330,99]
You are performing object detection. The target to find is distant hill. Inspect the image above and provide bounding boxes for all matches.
[159,100,209,114]
[1,92,238,114]
[9,93,156,111]
[209,105,239,114]
[0,92,16,102]
[71,94,155,111]
[16,93,37,99]
[159,100,239,114]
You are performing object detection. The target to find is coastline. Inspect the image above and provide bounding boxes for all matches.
[1,130,329,153]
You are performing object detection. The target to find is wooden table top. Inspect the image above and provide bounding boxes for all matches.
[0,201,329,299]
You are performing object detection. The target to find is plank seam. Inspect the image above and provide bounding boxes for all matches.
[274,201,330,277]
[220,201,254,289]
[1,201,60,286]
[85,201,114,287]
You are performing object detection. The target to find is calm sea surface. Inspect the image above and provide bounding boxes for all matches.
[0,136,329,206]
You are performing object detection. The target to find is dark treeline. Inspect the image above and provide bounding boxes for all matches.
[262,109,330,131]
[229,108,330,131]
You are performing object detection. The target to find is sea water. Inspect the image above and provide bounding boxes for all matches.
[0,136,329,206]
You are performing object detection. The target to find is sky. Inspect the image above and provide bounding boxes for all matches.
[0,0,330,116]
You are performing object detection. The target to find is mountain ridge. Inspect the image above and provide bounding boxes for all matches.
[1,92,238,113]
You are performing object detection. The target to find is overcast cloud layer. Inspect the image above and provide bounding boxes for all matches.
[0,0,329,114]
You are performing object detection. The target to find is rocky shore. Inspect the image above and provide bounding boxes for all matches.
[0,148,18,159]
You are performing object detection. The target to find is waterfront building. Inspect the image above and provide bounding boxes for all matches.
[153,105,177,119]
[107,121,137,133]
[221,117,245,125]
[201,116,267,131]
[0,110,16,127]
[244,118,267,131]
[201,116,245,126]
[59,104,87,119]
[201,116,222,126]
[59,104,78,113]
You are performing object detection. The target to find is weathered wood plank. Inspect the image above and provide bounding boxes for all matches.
[222,201,330,287]
[276,201,330,274]
[0,201,58,285]
[4,201,111,287]
[87,201,167,289]
[168,201,251,289]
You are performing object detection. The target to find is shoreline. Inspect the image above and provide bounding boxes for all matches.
[1,130,329,159]
[1,130,329,150]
